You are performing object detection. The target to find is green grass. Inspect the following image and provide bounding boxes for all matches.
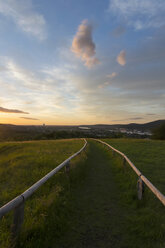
[98,139,165,248]
[0,139,165,248]
[0,139,84,248]
[102,138,165,194]
[18,140,165,248]
[0,139,84,205]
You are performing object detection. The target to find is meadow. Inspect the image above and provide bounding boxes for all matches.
[0,138,165,248]
[0,139,84,247]
[103,138,165,194]
[101,138,165,248]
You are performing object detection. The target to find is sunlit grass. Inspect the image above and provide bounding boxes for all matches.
[0,139,84,205]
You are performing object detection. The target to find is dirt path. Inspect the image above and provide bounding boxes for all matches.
[54,140,126,248]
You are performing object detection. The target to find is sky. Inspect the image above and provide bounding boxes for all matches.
[0,0,165,125]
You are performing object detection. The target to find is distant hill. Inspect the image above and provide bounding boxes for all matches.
[119,120,165,130]
[79,120,165,131]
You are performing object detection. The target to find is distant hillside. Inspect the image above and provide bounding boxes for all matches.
[80,120,165,131]
[120,120,165,130]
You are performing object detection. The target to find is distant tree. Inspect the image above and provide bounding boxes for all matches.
[152,124,165,140]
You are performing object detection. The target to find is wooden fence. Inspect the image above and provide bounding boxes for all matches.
[94,139,165,206]
[0,139,87,237]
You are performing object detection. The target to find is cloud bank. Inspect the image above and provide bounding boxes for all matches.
[0,0,46,40]
[116,50,126,66]
[112,117,143,122]
[109,0,165,29]
[20,117,39,120]
[0,106,29,114]
[71,20,99,68]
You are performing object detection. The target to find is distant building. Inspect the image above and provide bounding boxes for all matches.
[79,127,91,130]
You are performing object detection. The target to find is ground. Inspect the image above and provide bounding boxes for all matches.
[1,139,164,248]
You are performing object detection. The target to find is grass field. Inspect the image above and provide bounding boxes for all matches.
[0,139,85,248]
[103,138,165,194]
[99,139,165,248]
[0,138,165,248]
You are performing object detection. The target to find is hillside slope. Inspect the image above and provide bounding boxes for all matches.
[15,140,165,248]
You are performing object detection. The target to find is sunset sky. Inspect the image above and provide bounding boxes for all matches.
[0,0,165,125]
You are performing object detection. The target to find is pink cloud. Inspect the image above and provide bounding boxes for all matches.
[117,50,126,66]
[71,20,100,68]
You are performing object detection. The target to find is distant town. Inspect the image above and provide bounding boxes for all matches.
[108,128,151,136]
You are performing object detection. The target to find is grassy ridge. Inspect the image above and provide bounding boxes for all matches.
[103,138,165,194]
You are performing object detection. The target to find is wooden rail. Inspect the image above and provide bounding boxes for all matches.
[0,139,87,236]
[94,139,165,206]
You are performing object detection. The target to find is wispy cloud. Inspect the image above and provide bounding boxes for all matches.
[146,113,156,116]
[98,82,111,89]
[98,72,117,89]
[112,117,143,122]
[0,0,46,40]
[1,58,43,90]
[71,20,100,68]
[129,117,143,120]
[0,56,80,117]
[20,117,39,120]
[0,106,29,114]
[109,0,165,30]
[106,72,117,78]
[116,50,126,66]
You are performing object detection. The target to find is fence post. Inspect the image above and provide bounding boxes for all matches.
[137,177,145,200]
[65,162,70,174]
[11,198,24,238]
[123,157,126,166]
[65,162,70,191]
